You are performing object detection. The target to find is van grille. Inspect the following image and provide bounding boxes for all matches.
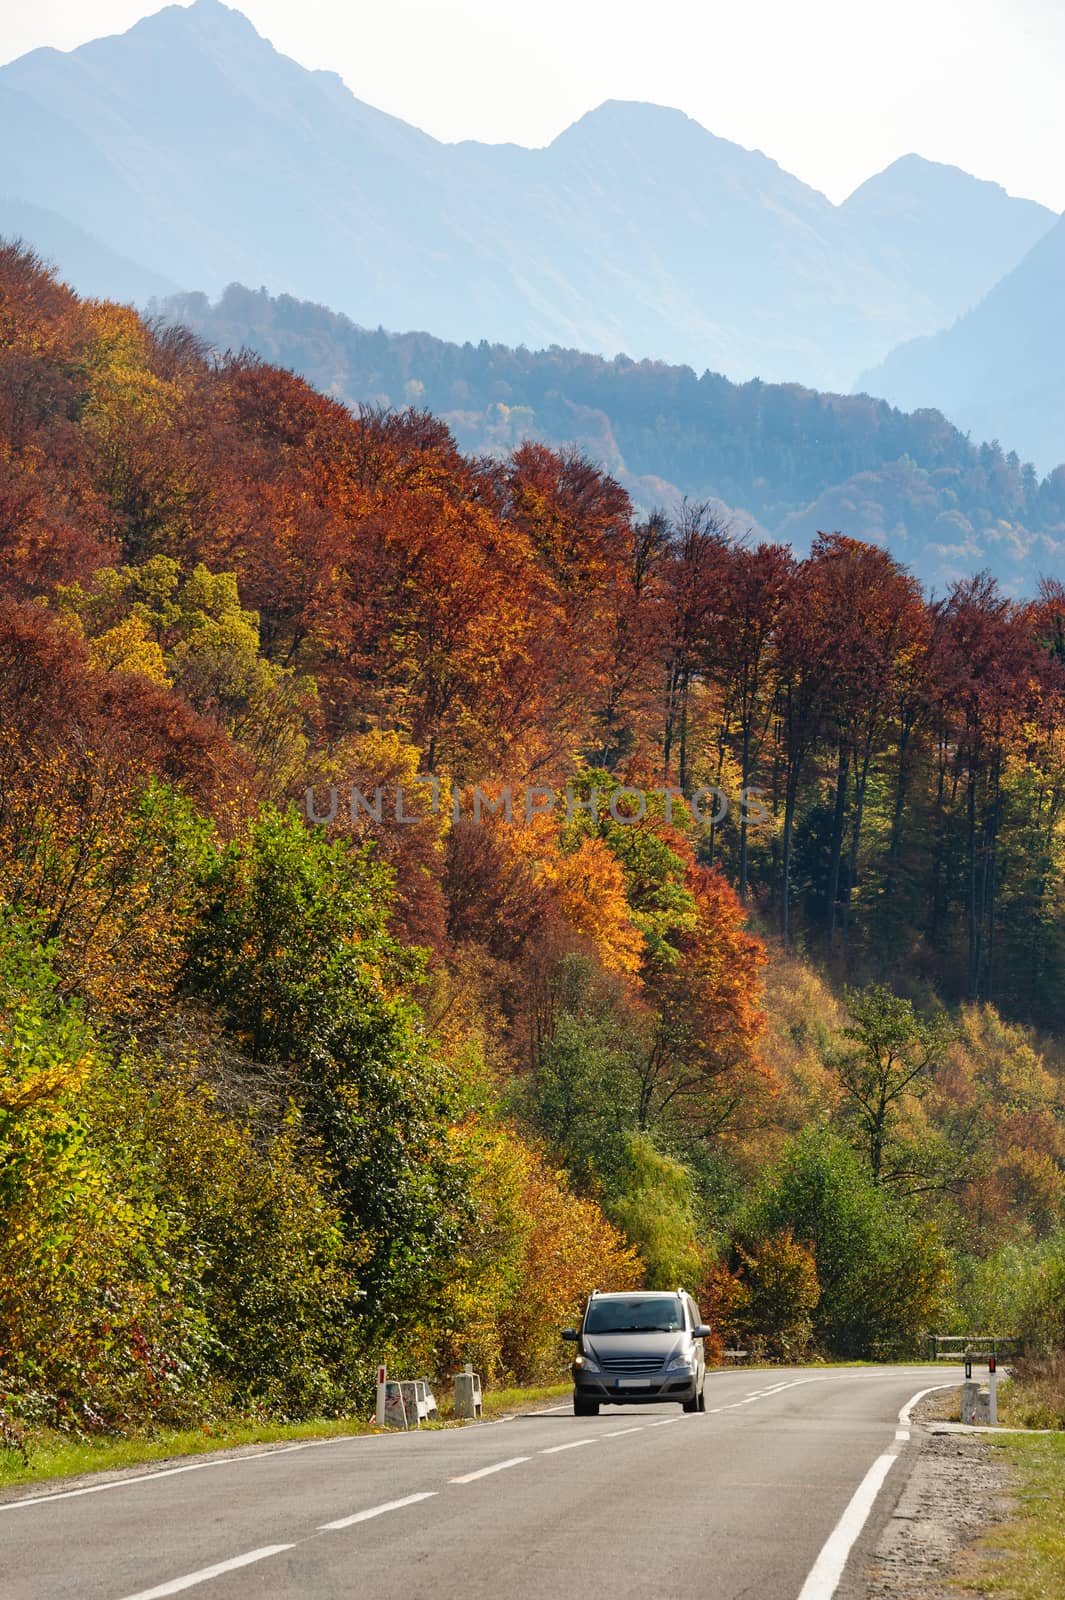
[597,1354,665,1374]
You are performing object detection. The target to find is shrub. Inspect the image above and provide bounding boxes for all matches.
[741,1129,949,1357]
[735,1232,820,1361]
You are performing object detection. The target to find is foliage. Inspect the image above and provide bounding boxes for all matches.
[604,1133,704,1290]
[1,245,1064,1437]
[734,1232,820,1361]
[742,1130,950,1356]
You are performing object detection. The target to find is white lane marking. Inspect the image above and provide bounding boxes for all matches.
[449,1456,530,1484]
[604,1427,645,1438]
[0,1436,356,1514]
[540,1438,596,1455]
[795,1453,898,1600]
[116,1546,293,1600]
[319,1491,437,1530]
[898,1382,958,1426]
[895,1429,910,1442]
[646,1417,683,1426]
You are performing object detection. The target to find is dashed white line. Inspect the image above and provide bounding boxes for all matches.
[895,1429,910,1442]
[604,1426,645,1437]
[449,1456,530,1483]
[116,1546,294,1600]
[541,1438,596,1455]
[319,1491,437,1530]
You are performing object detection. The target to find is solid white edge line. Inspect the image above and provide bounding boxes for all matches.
[448,1456,530,1483]
[0,1435,356,1514]
[898,1382,958,1426]
[795,1453,898,1600]
[0,1457,233,1513]
[116,1545,293,1600]
[540,1438,596,1454]
[319,1490,437,1530]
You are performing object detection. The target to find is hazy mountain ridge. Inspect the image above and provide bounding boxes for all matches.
[0,0,1055,393]
[861,212,1065,475]
[0,194,178,304]
[159,281,1065,595]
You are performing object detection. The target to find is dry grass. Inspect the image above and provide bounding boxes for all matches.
[997,1354,1065,1431]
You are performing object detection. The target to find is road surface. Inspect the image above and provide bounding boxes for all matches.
[0,1365,958,1600]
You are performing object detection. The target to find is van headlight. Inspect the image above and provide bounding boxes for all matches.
[666,1354,694,1374]
[574,1354,601,1373]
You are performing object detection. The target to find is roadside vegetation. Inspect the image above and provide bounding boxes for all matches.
[974,1433,1065,1598]
[1,244,1064,1471]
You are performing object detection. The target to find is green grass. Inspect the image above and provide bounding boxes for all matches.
[0,1383,575,1494]
[479,1382,570,1418]
[0,1415,377,1493]
[970,1433,1065,1597]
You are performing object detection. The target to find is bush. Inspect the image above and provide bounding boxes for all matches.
[0,919,210,1429]
[740,1129,949,1357]
[734,1232,820,1361]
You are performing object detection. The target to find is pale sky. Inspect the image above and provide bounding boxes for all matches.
[2,0,1063,210]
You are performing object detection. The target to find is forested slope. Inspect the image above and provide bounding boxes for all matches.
[160,283,1065,596]
[2,246,1064,1446]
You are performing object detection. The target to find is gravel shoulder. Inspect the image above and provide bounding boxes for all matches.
[860,1390,1017,1600]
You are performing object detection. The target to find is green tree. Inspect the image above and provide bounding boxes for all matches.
[745,1130,949,1356]
[833,984,955,1185]
[183,807,464,1328]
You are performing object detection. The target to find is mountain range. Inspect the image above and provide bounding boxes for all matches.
[0,0,1056,397]
[860,211,1065,476]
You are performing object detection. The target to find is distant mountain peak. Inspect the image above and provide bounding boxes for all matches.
[846,153,1054,218]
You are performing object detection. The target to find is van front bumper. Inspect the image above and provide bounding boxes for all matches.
[573,1370,700,1404]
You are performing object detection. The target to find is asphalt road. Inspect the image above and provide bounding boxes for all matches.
[0,1365,959,1600]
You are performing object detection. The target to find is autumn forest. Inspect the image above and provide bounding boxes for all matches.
[3,242,1065,1439]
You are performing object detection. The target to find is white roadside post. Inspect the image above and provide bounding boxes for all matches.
[375,1362,409,1428]
[988,1354,998,1425]
[454,1362,483,1420]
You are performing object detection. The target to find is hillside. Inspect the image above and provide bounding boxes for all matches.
[159,281,1065,595]
[861,212,1065,476]
[0,0,1055,392]
[3,243,1065,1454]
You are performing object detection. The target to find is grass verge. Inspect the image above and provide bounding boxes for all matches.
[971,1432,1065,1597]
[0,1416,375,1493]
[0,1382,574,1493]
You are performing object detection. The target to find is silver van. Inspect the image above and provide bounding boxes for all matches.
[563,1288,711,1415]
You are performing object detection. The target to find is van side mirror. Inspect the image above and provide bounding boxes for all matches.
[693,1325,712,1340]
[561,1327,579,1342]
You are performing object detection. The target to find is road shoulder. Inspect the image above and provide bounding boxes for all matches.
[857,1391,1018,1600]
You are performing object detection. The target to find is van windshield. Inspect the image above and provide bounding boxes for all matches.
[584,1296,683,1334]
